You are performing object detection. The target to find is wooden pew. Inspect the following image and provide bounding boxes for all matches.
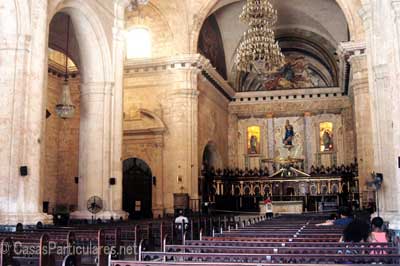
[11,233,54,266]
[32,228,107,266]
[202,236,340,242]
[186,239,396,248]
[0,231,79,266]
[139,251,400,264]
[0,237,13,266]
[110,262,398,266]
[164,244,399,255]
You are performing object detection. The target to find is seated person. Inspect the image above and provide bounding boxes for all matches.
[317,206,353,226]
[341,219,370,242]
[368,217,388,243]
[309,165,316,175]
[337,219,370,256]
[368,217,389,255]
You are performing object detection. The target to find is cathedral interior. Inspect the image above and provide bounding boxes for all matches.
[1,0,400,241]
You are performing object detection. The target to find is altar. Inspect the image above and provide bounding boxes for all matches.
[205,117,359,213]
[259,201,303,214]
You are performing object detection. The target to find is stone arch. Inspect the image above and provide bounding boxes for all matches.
[202,141,223,170]
[46,0,117,219]
[48,0,113,84]
[189,0,366,54]
[139,108,167,131]
[122,157,153,219]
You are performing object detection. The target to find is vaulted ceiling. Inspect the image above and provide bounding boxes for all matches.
[199,0,349,91]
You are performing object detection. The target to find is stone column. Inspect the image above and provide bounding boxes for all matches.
[359,1,399,227]
[0,0,52,225]
[71,82,126,219]
[349,54,374,197]
[303,112,313,172]
[162,68,200,214]
[108,1,129,219]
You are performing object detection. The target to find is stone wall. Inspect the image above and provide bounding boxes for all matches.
[43,73,80,212]
[43,74,62,210]
[126,4,174,58]
[123,62,199,214]
[229,94,356,170]
[197,76,229,169]
[123,70,167,216]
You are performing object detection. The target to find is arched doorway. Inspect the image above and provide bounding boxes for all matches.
[123,158,153,219]
[201,142,221,203]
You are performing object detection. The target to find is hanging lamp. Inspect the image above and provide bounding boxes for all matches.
[55,16,75,119]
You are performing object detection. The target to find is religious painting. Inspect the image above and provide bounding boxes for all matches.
[320,122,334,152]
[247,126,260,154]
[274,117,304,159]
[263,53,328,90]
[198,14,227,79]
[238,51,334,92]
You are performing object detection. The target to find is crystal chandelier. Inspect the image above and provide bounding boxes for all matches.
[127,0,149,11]
[235,0,285,74]
[55,16,75,119]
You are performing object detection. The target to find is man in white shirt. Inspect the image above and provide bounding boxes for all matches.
[174,210,189,230]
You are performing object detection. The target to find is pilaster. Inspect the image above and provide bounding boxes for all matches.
[162,78,200,213]
[349,54,374,196]
[266,113,275,162]
[303,112,313,172]
[228,113,239,167]
[0,0,53,225]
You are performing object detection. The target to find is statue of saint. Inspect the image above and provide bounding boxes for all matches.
[249,135,258,154]
[283,120,294,147]
[322,130,333,151]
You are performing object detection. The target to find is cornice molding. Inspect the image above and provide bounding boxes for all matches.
[337,41,367,59]
[124,54,236,99]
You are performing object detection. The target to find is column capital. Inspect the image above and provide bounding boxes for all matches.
[266,112,274,119]
[337,41,367,60]
[80,81,115,98]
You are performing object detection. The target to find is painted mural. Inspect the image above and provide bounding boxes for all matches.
[238,51,333,91]
[198,14,227,79]
[319,122,334,152]
[263,53,328,90]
